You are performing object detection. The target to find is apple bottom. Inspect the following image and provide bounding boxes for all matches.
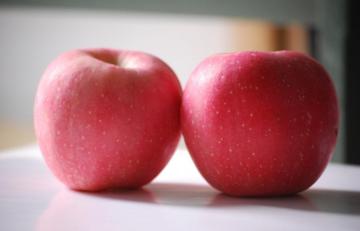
[192,156,329,197]
[185,125,334,197]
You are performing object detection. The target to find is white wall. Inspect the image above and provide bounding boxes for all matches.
[0,6,233,122]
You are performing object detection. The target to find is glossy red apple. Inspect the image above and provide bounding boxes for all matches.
[34,48,182,191]
[182,51,339,196]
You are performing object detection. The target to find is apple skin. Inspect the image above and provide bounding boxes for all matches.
[34,48,182,191]
[182,51,339,197]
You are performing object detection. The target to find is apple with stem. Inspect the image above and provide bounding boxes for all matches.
[34,48,182,191]
[182,51,339,196]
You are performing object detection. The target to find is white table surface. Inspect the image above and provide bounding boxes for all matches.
[0,145,359,231]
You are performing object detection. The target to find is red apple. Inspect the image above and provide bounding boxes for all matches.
[182,51,339,196]
[34,48,182,191]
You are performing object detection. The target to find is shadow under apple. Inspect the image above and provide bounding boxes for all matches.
[36,182,360,230]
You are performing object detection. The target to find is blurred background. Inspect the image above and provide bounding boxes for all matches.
[0,0,357,164]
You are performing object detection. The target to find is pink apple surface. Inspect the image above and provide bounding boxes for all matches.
[182,51,339,197]
[34,48,182,191]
